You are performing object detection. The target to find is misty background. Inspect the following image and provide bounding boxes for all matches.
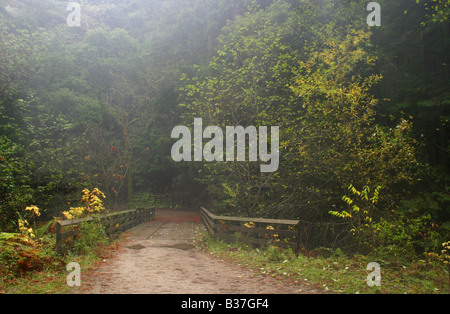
[1,0,449,254]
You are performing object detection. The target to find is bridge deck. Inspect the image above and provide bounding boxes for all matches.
[80,208,323,294]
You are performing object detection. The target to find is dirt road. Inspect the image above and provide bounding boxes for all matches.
[81,209,323,294]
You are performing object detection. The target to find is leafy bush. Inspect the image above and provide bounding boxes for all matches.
[328,183,449,260]
[200,231,449,294]
[0,136,34,231]
[0,188,110,282]
[57,188,110,255]
[425,241,450,274]
[61,188,106,220]
[370,214,443,259]
[69,220,109,255]
[0,233,63,280]
[0,205,65,280]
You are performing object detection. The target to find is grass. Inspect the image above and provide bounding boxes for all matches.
[194,228,450,294]
[2,223,448,294]
[2,253,99,294]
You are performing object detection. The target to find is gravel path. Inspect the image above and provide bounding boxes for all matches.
[81,209,323,294]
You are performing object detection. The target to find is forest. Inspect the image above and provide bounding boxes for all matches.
[0,0,449,274]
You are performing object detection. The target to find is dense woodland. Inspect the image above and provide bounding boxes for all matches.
[0,0,449,258]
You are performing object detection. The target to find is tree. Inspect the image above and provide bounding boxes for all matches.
[288,28,418,223]
[180,1,301,216]
[180,0,420,231]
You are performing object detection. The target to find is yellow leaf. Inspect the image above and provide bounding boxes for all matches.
[25,205,41,217]
[244,222,255,228]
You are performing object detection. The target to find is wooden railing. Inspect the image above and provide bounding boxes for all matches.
[56,207,155,254]
[200,207,300,253]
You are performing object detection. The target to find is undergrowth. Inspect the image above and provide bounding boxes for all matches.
[0,188,118,294]
[0,226,122,294]
[195,227,450,294]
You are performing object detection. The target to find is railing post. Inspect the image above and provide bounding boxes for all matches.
[56,221,62,254]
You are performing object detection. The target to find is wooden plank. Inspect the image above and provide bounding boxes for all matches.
[56,222,62,254]
[200,207,300,251]
[201,215,215,236]
[200,207,298,226]
[202,214,216,231]
[59,216,94,227]
[200,208,214,223]
[56,207,155,252]
[200,210,216,235]
[58,209,137,226]
[104,215,130,225]
[106,225,120,234]
[216,224,296,237]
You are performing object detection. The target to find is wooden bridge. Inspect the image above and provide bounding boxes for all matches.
[77,208,323,294]
[56,204,305,254]
[56,207,155,254]
[200,207,301,253]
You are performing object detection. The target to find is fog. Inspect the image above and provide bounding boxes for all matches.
[0,0,448,259]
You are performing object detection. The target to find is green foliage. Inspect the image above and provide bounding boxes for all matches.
[264,244,294,262]
[0,136,34,230]
[179,0,448,260]
[0,0,448,265]
[69,220,109,256]
[331,183,448,257]
[0,188,109,283]
[329,184,382,240]
[181,1,419,224]
[57,188,110,255]
[375,0,449,172]
[417,0,450,25]
[199,231,450,294]
[180,1,304,217]
[0,232,63,280]
[370,214,443,259]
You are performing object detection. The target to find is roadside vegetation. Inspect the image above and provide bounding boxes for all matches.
[1,0,448,293]
[196,228,450,294]
[0,188,119,294]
